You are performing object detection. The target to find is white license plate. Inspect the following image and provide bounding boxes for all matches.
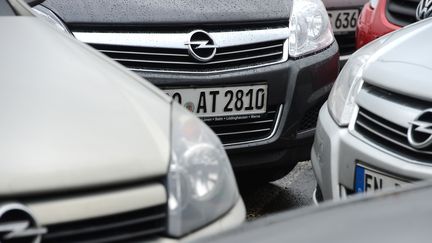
[355,165,409,193]
[328,9,359,33]
[164,85,267,117]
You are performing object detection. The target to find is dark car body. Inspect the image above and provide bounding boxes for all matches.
[38,0,339,181]
[323,0,368,66]
[200,181,432,243]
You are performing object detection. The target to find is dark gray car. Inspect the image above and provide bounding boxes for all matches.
[323,0,368,65]
[199,181,432,243]
[33,0,339,182]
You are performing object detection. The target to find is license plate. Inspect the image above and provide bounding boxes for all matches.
[355,165,409,193]
[328,9,359,33]
[164,85,267,117]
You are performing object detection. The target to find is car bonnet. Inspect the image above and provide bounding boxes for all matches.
[362,19,432,103]
[0,16,171,196]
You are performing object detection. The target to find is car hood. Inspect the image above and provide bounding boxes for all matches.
[362,19,432,102]
[42,0,292,26]
[0,17,171,196]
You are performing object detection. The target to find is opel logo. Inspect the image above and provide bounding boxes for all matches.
[416,0,432,20]
[0,204,47,243]
[408,109,432,149]
[185,30,217,62]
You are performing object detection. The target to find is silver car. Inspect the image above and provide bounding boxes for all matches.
[0,0,244,241]
[312,18,432,201]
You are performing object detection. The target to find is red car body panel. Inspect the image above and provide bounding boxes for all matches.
[356,1,401,49]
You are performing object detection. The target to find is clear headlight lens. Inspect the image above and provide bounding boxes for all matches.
[167,103,239,237]
[370,0,379,9]
[32,5,71,35]
[289,0,334,57]
[327,36,390,126]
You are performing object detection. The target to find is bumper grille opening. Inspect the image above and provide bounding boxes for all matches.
[355,107,432,163]
[89,39,286,73]
[386,0,420,27]
[42,205,166,243]
[297,103,323,133]
[335,33,356,57]
[204,105,281,145]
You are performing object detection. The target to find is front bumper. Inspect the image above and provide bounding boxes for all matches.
[141,42,339,170]
[157,198,245,243]
[311,104,432,201]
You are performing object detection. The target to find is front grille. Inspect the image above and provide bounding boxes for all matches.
[335,33,356,56]
[90,39,286,73]
[386,0,420,26]
[203,105,281,145]
[42,205,166,243]
[355,107,432,163]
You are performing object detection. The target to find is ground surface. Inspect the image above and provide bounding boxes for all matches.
[239,161,317,220]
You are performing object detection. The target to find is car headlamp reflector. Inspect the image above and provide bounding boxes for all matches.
[289,0,334,57]
[167,103,239,237]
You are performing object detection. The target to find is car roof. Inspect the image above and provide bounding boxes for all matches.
[200,182,432,243]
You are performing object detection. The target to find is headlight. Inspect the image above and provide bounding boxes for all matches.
[167,103,239,237]
[32,5,71,35]
[289,0,334,57]
[327,35,391,126]
[370,0,379,9]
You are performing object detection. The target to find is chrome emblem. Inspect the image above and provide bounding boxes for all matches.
[0,204,47,243]
[408,109,432,149]
[416,0,432,20]
[185,30,217,62]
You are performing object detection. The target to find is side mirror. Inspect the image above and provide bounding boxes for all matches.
[24,0,44,7]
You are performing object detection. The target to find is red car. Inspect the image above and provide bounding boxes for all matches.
[356,0,429,49]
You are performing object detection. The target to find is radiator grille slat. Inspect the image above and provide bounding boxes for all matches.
[355,107,432,163]
[43,205,166,243]
[204,106,281,145]
[90,39,286,73]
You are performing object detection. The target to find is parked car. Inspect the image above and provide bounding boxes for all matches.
[312,17,432,201]
[356,0,432,49]
[323,0,368,66]
[200,181,432,243]
[32,0,339,182]
[0,0,244,242]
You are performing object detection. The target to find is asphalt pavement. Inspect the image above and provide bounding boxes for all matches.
[239,161,317,220]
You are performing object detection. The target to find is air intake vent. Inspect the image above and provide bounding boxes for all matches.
[355,107,432,162]
[204,105,282,146]
[90,39,286,73]
[42,205,166,243]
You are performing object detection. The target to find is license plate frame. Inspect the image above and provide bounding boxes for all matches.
[354,164,409,193]
[164,84,268,118]
[328,9,360,34]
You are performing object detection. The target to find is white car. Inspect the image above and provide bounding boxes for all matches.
[312,18,432,201]
[0,0,245,242]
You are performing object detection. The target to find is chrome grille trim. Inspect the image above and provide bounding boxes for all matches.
[112,51,283,66]
[74,28,289,74]
[73,27,289,49]
[219,105,283,147]
[350,84,432,164]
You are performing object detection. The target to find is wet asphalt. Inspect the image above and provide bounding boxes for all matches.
[239,161,317,220]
